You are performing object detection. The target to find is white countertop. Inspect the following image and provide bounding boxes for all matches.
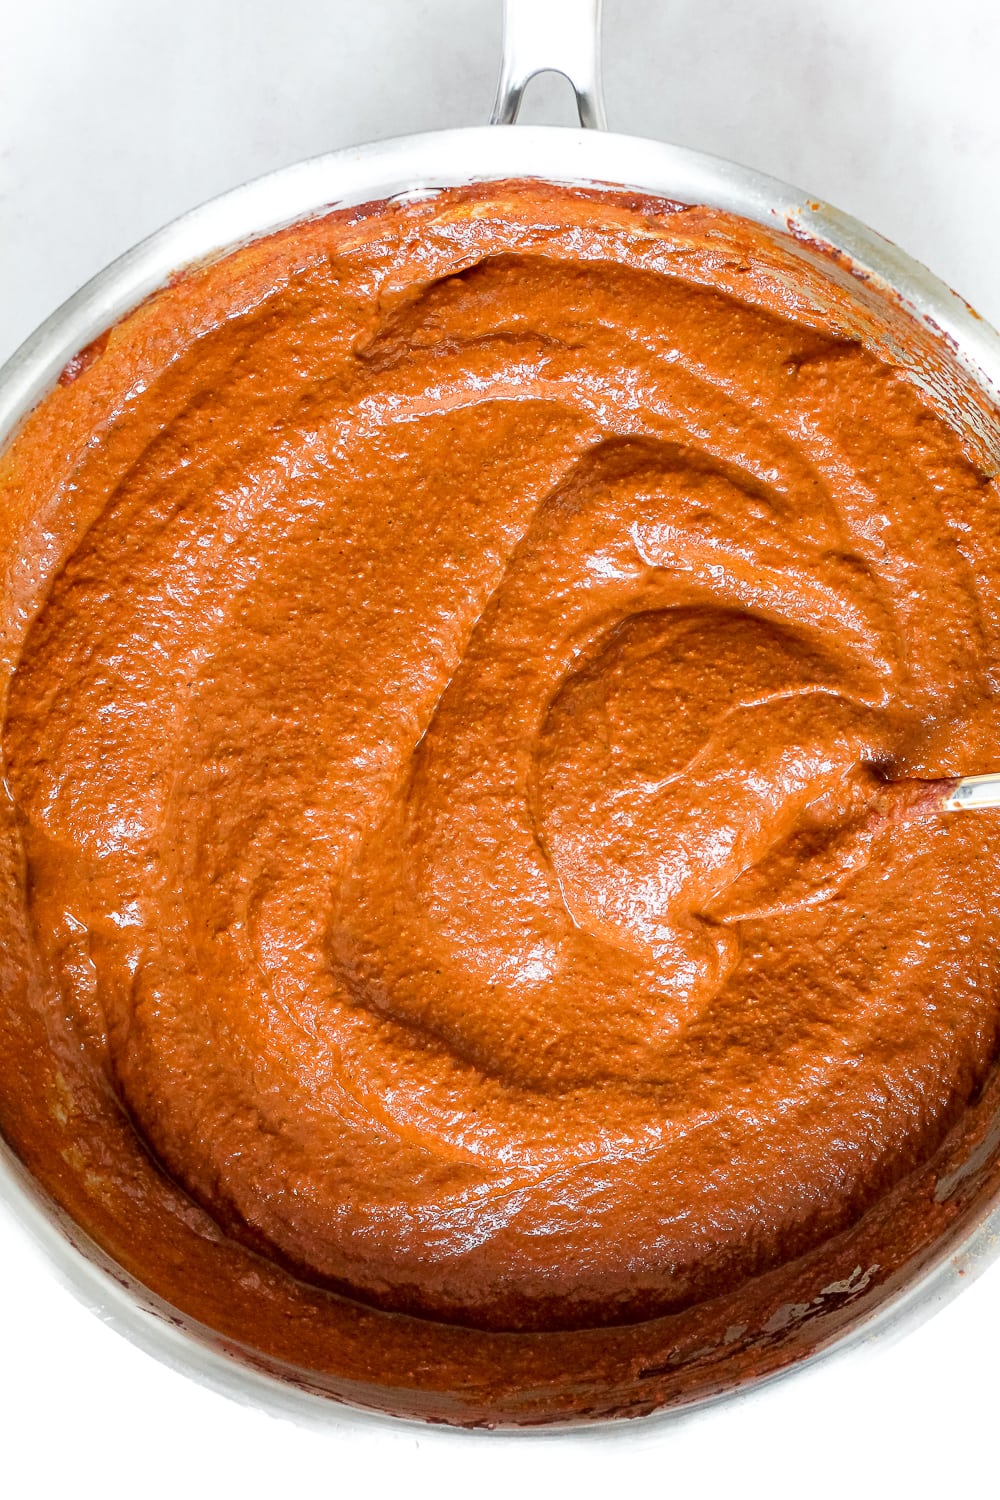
[1,1,997,1494]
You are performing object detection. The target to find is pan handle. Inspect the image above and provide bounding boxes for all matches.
[490,0,608,130]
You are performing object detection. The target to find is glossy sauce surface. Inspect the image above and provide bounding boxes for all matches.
[2,183,999,1412]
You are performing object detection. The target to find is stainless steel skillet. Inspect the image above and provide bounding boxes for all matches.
[2,0,1000,1430]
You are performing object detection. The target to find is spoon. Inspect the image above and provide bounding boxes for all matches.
[710,769,1000,924]
[876,771,1000,822]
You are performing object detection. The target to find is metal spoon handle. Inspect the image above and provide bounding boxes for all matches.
[942,773,1000,811]
[877,772,1000,823]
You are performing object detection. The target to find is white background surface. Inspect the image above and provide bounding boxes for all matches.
[2,1,1000,1495]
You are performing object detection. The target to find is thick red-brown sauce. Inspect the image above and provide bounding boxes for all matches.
[1,182,1000,1423]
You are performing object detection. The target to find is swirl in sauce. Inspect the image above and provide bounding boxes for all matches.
[2,183,1000,1415]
